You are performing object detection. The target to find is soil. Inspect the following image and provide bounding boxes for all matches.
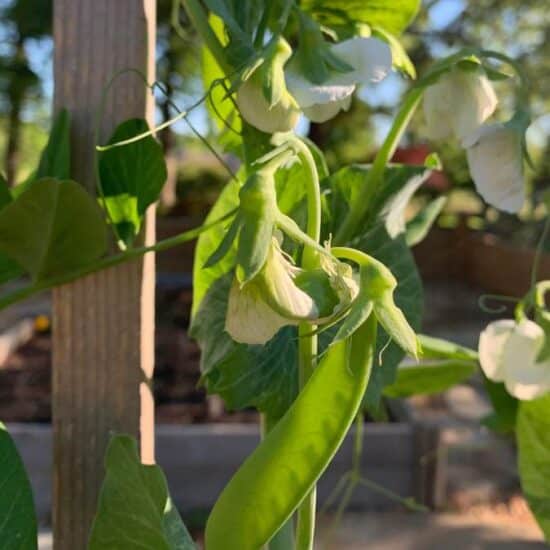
[0,284,258,425]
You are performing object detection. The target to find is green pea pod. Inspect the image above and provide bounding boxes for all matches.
[205,316,377,550]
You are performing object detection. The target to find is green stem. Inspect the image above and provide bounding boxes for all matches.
[0,209,236,311]
[334,87,423,245]
[295,137,322,550]
[181,0,232,74]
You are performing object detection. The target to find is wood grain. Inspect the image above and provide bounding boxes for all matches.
[52,1,156,547]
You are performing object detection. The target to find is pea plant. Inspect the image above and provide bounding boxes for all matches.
[1,1,550,549]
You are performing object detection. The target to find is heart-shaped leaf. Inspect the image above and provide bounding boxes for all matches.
[0,178,108,282]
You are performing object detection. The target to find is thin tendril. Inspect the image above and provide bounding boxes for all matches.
[478,294,520,314]
[152,81,239,183]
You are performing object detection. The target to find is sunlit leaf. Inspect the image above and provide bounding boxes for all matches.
[383,359,477,398]
[300,0,421,36]
[517,395,550,541]
[99,118,167,246]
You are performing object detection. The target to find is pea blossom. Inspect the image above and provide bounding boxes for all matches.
[479,319,550,400]
[464,124,525,213]
[225,239,358,345]
[285,37,393,123]
[423,67,498,143]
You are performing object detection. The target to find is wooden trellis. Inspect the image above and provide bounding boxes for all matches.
[52,1,157,547]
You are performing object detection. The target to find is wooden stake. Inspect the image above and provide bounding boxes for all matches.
[52,2,156,547]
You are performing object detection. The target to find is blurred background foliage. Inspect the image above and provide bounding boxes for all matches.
[0,0,549,245]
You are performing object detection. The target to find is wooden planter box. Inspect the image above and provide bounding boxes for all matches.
[414,226,550,297]
[9,410,444,524]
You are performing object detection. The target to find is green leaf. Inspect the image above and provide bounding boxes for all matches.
[202,14,243,152]
[192,177,241,317]
[205,316,377,550]
[517,395,550,541]
[406,196,447,247]
[0,422,38,549]
[482,378,518,434]
[418,333,478,362]
[383,359,477,398]
[300,0,421,35]
[99,118,167,246]
[36,108,71,180]
[191,273,300,419]
[0,178,108,282]
[89,435,196,550]
[0,173,12,209]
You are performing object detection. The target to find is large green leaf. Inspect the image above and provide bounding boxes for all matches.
[0,178,108,282]
[89,435,196,550]
[0,422,38,549]
[300,0,421,35]
[99,118,167,246]
[517,395,550,541]
[383,359,477,398]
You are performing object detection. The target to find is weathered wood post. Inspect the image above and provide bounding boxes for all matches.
[52,2,157,547]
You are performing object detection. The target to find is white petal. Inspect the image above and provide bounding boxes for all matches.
[259,243,318,320]
[453,72,497,142]
[302,96,352,123]
[331,37,393,84]
[423,69,497,142]
[286,68,355,108]
[285,37,391,114]
[502,320,550,400]
[466,124,525,213]
[225,278,292,345]
[236,79,299,134]
[478,319,516,382]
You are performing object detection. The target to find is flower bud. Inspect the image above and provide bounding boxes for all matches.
[236,38,300,134]
[423,67,497,143]
[465,123,524,213]
[479,319,550,400]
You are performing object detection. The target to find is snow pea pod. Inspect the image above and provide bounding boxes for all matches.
[205,316,377,550]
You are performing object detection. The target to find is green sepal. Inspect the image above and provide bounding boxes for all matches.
[204,213,242,268]
[374,293,419,359]
[236,170,278,284]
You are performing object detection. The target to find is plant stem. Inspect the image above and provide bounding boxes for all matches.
[294,136,322,550]
[0,209,236,311]
[334,87,423,245]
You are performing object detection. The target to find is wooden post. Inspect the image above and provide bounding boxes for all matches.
[52,2,156,548]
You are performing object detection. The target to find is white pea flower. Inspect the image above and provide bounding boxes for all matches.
[236,37,300,134]
[479,319,550,400]
[465,123,525,213]
[225,240,318,345]
[423,68,498,143]
[225,239,359,345]
[235,77,300,134]
[286,37,392,123]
